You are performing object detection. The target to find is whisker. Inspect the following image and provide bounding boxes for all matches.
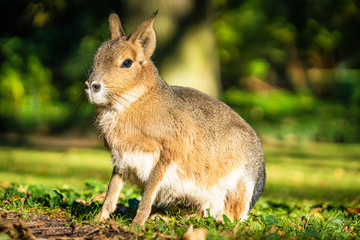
[86,68,92,79]
[68,89,88,124]
[72,93,87,115]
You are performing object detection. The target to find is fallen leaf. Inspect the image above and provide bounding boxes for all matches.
[354,207,360,214]
[199,210,204,218]
[346,207,360,215]
[310,207,322,214]
[278,230,285,236]
[75,199,87,205]
[288,220,296,226]
[9,195,21,202]
[269,224,277,233]
[91,192,107,202]
[182,224,208,240]
[342,226,355,233]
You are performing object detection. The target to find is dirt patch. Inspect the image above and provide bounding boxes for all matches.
[0,209,134,239]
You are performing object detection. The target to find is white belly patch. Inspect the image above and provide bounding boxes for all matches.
[111,151,254,218]
[157,163,252,217]
[112,150,159,182]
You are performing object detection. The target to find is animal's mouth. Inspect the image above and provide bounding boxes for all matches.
[86,92,95,104]
[84,81,94,104]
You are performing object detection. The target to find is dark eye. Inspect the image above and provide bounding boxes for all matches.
[121,59,133,68]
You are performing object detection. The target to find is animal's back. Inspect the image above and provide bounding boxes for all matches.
[169,85,263,163]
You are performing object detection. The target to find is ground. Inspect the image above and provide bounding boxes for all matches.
[0,135,359,239]
[0,208,134,240]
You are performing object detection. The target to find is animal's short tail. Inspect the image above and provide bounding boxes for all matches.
[250,164,266,209]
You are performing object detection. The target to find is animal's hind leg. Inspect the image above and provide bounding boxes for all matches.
[223,179,254,221]
[200,198,225,220]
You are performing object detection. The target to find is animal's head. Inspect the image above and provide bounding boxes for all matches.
[85,12,158,108]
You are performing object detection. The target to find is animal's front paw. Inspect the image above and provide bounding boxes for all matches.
[96,210,110,222]
[132,215,146,226]
[132,210,149,226]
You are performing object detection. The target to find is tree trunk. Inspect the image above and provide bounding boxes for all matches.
[125,0,221,99]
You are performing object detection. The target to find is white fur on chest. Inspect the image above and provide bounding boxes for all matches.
[112,149,159,182]
[97,85,147,137]
[112,85,147,113]
[99,110,117,131]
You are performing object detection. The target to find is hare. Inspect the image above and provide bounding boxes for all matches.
[85,12,266,225]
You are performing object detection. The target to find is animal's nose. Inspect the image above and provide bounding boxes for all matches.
[91,82,101,92]
[85,82,89,90]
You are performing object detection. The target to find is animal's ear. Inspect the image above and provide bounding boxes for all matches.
[129,11,158,59]
[109,13,126,40]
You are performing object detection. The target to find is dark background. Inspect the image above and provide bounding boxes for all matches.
[1,0,360,143]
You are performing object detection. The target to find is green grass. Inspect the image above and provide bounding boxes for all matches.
[0,147,111,187]
[263,141,360,202]
[1,141,360,239]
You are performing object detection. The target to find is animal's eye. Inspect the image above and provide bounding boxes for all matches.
[121,59,133,68]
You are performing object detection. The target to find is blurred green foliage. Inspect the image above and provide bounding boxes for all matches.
[0,37,70,132]
[0,0,360,142]
[225,87,360,142]
[215,0,360,142]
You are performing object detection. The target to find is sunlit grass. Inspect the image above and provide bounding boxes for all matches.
[1,141,359,204]
[0,147,111,187]
[263,141,360,203]
[1,141,359,239]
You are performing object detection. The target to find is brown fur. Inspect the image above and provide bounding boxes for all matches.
[85,12,266,225]
[224,180,250,220]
